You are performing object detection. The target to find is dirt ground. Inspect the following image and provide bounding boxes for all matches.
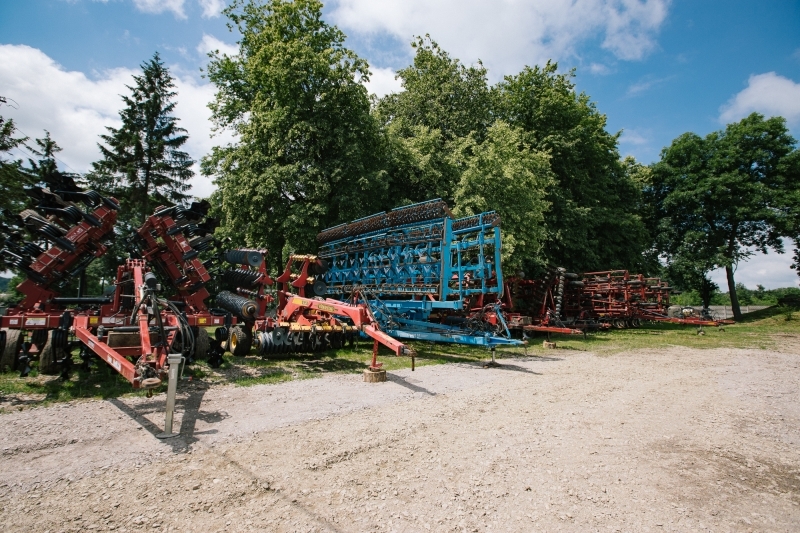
[1,344,799,533]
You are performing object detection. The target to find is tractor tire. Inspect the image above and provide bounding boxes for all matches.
[193,328,210,361]
[1,329,23,372]
[228,325,252,356]
[39,329,66,375]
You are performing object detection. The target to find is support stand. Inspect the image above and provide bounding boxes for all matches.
[157,353,183,439]
[483,347,501,368]
[363,339,386,382]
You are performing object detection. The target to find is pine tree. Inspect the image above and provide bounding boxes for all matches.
[90,53,193,224]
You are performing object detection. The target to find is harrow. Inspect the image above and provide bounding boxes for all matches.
[317,199,522,347]
[0,179,119,375]
[214,250,415,371]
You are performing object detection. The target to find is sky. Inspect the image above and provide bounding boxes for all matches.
[1,0,799,289]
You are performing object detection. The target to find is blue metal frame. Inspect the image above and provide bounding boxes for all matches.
[318,200,521,347]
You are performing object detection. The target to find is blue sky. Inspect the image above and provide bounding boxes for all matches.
[1,0,799,288]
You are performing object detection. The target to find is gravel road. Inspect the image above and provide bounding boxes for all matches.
[1,344,799,532]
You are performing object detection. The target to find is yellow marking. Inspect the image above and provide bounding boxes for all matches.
[291,297,308,307]
[317,303,336,313]
[198,317,207,324]
[89,317,99,325]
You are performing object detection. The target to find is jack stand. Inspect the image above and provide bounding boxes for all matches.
[157,353,183,439]
[484,347,501,368]
[364,339,386,382]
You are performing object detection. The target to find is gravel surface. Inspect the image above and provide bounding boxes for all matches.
[1,345,799,532]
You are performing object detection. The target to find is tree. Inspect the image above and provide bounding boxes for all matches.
[375,36,492,206]
[90,52,193,225]
[648,113,797,320]
[203,0,386,261]
[0,115,31,219]
[493,62,649,274]
[452,121,553,272]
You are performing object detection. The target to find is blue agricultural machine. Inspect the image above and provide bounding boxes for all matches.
[316,199,522,348]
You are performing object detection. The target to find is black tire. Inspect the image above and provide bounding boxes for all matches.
[228,325,252,356]
[193,328,210,361]
[1,329,23,372]
[39,330,66,375]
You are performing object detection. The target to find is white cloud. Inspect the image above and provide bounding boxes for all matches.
[719,72,800,126]
[619,129,648,145]
[709,242,800,290]
[363,67,402,98]
[329,0,670,76]
[132,0,186,19]
[626,75,670,96]
[197,34,239,58]
[198,0,225,19]
[0,44,230,199]
[589,63,611,75]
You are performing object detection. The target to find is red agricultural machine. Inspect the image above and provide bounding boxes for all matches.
[0,180,119,375]
[214,250,415,371]
[506,267,732,336]
[506,267,596,337]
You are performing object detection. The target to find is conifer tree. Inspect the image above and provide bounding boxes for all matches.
[91,53,193,224]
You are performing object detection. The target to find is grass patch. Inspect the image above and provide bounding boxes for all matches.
[1,306,797,409]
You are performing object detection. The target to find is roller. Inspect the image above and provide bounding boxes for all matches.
[224,249,263,268]
[216,290,257,320]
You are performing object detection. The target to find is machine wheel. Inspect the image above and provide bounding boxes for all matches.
[228,325,252,356]
[1,329,23,372]
[39,329,66,375]
[193,328,210,361]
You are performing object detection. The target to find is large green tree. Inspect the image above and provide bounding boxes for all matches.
[203,0,386,262]
[375,36,492,206]
[493,62,649,275]
[648,113,797,319]
[90,52,193,225]
[452,121,553,272]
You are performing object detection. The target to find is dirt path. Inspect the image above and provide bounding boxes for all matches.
[1,345,799,532]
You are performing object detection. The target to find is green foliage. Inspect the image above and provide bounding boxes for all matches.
[493,62,649,274]
[649,113,798,319]
[89,52,193,226]
[375,36,492,206]
[0,116,31,214]
[203,0,386,263]
[452,121,553,271]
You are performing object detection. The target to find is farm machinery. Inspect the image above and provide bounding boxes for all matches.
[0,178,119,375]
[506,267,595,337]
[580,270,731,328]
[316,199,522,348]
[507,268,732,334]
[213,250,415,371]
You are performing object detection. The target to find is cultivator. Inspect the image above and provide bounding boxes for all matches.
[317,199,521,347]
[214,250,415,369]
[508,268,732,334]
[0,178,119,374]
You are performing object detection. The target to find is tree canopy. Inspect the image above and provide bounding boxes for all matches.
[648,113,798,318]
[90,52,193,225]
[203,0,386,264]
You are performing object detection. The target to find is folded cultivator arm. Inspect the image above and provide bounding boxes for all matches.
[0,180,119,375]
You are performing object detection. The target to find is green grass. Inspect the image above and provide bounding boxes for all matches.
[1,305,797,410]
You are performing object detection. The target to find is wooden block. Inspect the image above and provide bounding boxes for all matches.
[542,341,556,349]
[363,369,387,382]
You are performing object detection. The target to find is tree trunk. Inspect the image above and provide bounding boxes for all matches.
[725,264,743,320]
[699,277,714,309]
